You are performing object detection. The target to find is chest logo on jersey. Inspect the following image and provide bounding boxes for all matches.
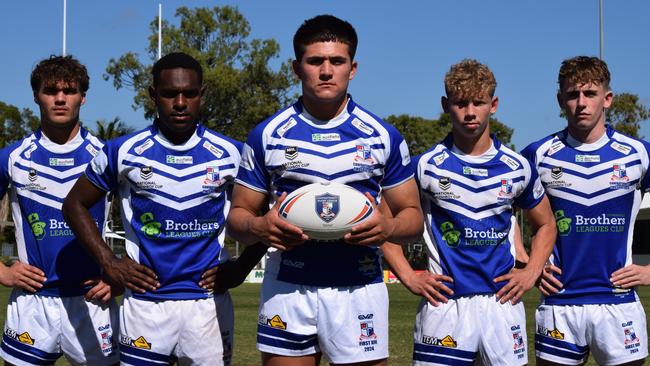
[19,169,47,191]
[351,118,374,135]
[554,210,572,236]
[497,178,514,204]
[556,210,627,235]
[27,212,81,239]
[551,166,563,180]
[433,151,449,166]
[462,166,488,177]
[285,146,298,160]
[277,118,297,137]
[433,177,460,200]
[575,154,600,163]
[23,143,37,159]
[138,212,220,240]
[545,166,572,189]
[166,155,193,165]
[611,142,632,155]
[353,145,376,172]
[134,139,154,155]
[140,166,153,180]
[134,166,162,189]
[202,141,224,159]
[49,158,74,166]
[279,146,309,171]
[500,155,520,170]
[547,140,565,156]
[202,166,229,193]
[316,193,339,223]
[312,133,340,142]
[610,163,632,189]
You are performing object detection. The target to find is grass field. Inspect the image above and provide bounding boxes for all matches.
[0,285,647,365]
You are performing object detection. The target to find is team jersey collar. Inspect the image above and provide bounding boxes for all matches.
[443,132,502,158]
[151,121,204,151]
[34,126,88,154]
[560,124,611,152]
[294,94,355,129]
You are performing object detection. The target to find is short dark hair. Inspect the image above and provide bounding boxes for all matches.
[293,15,358,61]
[30,55,89,94]
[151,52,203,87]
[558,56,611,92]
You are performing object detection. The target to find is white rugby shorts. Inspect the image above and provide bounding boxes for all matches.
[119,292,234,366]
[256,275,389,364]
[0,289,118,366]
[535,302,648,365]
[413,294,528,366]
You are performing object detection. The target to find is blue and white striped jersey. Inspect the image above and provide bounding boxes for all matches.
[0,128,107,297]
[522,125,650,305]
[85,123,242,301]
[415,134,544,298]
[237,97,413,286]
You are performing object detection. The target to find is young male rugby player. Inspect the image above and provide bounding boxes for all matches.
[0,55,118,366]
[523,56,649,366]
[384,59,556,365]
[227,15,423,366]
[63,52,266,366]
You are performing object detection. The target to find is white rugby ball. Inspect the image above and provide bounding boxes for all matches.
[278,182,375,241]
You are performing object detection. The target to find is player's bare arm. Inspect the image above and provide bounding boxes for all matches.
[199,242,267,292]
[611,264,650,288]
[63,175,159,294]
[0,260,46,293]
[383,242,453,306]
[345,178,423,246]
[227,184,308,250]
[494,196,556,304]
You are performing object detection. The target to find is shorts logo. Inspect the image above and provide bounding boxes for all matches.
[421,334,457,348]
[315,193,339,223]
[622,321,641,350]
[140,212,162,238]
[285,146,298,160]
[359,320,376,340]
[140,166,153,180]
[440,221,460,247]
[132,336,151,350]
[554,210,572,236]
[537,326,564,340]
[28,213,46,240]
[18,332,35,345]
[267,315,287,330]
[511,325,525,352]
[97,324,114,355]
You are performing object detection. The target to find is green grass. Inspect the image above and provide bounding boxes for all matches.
[0,285,647,365]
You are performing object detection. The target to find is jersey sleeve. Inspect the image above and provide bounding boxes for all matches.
[235,124,270,193]
[382,129,413,188]
[514,157,545,210]
[84,139,120,192]
[0,146,12,198]
[639,140,650,192]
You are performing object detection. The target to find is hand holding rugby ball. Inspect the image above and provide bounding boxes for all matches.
[278,182,374,241]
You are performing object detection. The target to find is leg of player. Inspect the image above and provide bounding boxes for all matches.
[262,352,322,366]
[537,358,587,366]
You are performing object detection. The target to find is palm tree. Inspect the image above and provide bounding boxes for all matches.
[93,117,135,141]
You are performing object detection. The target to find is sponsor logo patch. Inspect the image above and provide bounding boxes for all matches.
[352,118,374,135]
[575,154,600,163]
[203,141,224,159]
[49,158,74,166]
[277,118,297,137]
[166,155,193,164]
[421,334,457,348]
[312,133,340,142]
[462,166,488,177]
[267,315,287,330]
[315,193,339,223]
[134,139,154,155]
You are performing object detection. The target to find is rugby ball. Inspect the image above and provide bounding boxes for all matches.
[278,182,375,241]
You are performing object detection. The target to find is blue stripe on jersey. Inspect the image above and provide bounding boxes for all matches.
[416,134,543,297]
[85,124,243,301]
[237,96,412,286]
[0,128,107,297]
[2,335,62,364]
[522,126,650,305]
[257,324,319,350]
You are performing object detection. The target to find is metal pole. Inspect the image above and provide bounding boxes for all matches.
[62,0,67,56]
[158,3,162,60]
[599,0,604,59]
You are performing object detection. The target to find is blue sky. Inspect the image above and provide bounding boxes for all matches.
[2,1,649,149]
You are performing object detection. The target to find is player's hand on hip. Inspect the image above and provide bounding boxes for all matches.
[0,261,46,293]
[403,271,454,306]
[494,267,538,304]
[252,192,308,251]
[344,193,393,246]
[611,264,650,288]
[83,276,123,303]
[104,256,159,294]
[538,264,563,296]
[199,259,247,293]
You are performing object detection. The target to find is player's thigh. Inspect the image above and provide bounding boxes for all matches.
[257,277,320,358]
[413,297,479,365]
[476,297,527,366]
[262,352,322,366]
[176,296,228,366]
[0,290,64,365]
[59,296,119,366]
[588,302,647,366]
[317,282,388,364]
